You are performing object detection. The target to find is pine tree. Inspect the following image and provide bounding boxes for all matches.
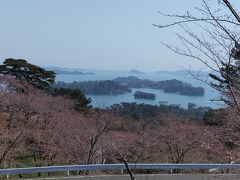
[0,58,56,89]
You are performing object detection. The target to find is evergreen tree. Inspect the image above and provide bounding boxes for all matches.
[0,58,56,89]
[209,43,240,106]
[53,87,92,110]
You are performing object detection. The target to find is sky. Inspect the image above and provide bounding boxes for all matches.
[0,0,237,71]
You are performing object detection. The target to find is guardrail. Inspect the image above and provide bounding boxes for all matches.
[1,163,240,177]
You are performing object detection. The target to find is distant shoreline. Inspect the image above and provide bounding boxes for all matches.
[55,71,219,109]
[55,70,95,75]
[55,76,205,97]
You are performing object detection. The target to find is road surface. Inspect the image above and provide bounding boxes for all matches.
[34,174,240,180]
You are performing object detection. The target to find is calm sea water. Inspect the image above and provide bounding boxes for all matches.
[56,71,221,109]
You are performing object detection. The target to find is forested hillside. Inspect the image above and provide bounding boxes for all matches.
[0,60,238,177]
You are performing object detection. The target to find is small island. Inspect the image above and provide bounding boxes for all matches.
[114,76,205,96]
[129,69,145,74]
[134,91,156,100]
[55,70,95,75]
[45,67,95,75]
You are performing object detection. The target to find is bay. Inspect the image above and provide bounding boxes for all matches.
[56,70,222,109]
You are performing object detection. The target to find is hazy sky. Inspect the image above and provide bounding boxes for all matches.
[0,0,236,71]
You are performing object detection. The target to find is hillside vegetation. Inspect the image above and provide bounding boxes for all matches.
[0,59,239,179]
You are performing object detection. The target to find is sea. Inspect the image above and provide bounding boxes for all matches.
[56,70,222,109]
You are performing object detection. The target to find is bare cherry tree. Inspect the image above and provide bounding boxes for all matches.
[111,144,136,180]
[0,75,76,171]
[155,0,240,110]
[202,107,240,164]
[25,96,74,173]
[61,111,111,165]
[151,116,201,165]
[0,76,39,166]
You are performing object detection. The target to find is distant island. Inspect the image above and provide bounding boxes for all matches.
[134,91,156,100]
[155,70,209,77]
[55,80,131,95]
[129,69,145,74]
[55,70,95,75]
[113,76,204,96]
[55,76,204,96]
[44,66,95,75]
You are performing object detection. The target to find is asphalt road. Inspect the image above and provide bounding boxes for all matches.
[35,174,240,180]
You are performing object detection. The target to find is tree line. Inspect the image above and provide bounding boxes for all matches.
[1,0,240,174]
[0,58,239,178]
